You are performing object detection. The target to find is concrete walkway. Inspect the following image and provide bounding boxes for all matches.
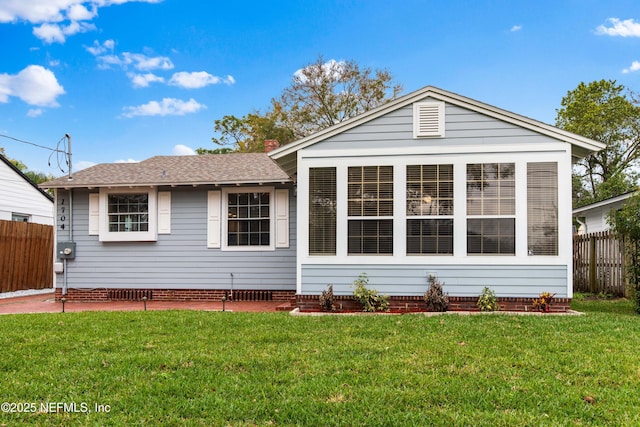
[0,291,285,315]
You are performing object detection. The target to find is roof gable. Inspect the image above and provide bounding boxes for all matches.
[0,154,53,202]
[269,85,605,162]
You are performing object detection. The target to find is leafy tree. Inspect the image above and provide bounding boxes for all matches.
[275,56,403,139]
[205,110,294,153]
[608,192,640,313]
[199,56,402,153]
[556,80,640,207]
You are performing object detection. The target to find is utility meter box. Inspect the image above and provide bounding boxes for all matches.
[57,242,76,260]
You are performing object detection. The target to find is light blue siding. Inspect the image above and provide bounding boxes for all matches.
[301,264,568,298]
[56,187,296,290]
[310,102,561,151]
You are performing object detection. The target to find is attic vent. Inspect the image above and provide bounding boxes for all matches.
[413,101,445,138]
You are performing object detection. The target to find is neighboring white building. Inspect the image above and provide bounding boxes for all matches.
[573,191,636,234]
[0,155,54,225]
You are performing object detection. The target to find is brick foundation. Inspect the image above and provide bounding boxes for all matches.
[296,294,571,313]
[55,288,296,303]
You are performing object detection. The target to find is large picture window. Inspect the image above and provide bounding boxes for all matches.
[527,162,558,255]
[347,166,393,255]
[108,194,149,232]
[467,163,515,255]
[406,164,453,254]
[309,168,337,255]
[227,192,270,247]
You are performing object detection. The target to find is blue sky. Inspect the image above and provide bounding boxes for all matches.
[1,0,639,175]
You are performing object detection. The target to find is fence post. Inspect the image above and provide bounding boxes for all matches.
[589,234,597,294]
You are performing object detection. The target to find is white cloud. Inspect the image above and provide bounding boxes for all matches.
[75,160,97,171]
[510,25,522,32]
[623,60,640,74]
[121,98,206,118]
[172,144,196,156]
[294,59,346,83]
[129,72,165,88]
[168,71,235,89]
[0,0,160,43]
[85,39,114,55]
[0,65,65,107]
[596,18,640,37]
[96,51,174,71]
[33,20,95,43]
[27,108,44,118]
[114,158,139,163]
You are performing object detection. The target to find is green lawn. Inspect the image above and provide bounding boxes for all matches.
[0,298,638,426]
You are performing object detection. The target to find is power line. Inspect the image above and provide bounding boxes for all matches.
[0,134,66,153]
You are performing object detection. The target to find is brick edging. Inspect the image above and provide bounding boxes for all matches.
[296,295,571,313]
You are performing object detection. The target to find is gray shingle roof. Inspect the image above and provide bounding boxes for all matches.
[40,154,292,188]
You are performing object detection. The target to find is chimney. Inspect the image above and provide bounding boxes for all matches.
[264,139,280,153]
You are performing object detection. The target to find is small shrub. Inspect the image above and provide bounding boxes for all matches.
[424,275,449,312]
[352,273,389,312]
[319,284,336,312]
[532,292,556,312]
[477,287,499,312]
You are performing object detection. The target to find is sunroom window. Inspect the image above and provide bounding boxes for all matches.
[527,162,558,255]
[466,163,515,255]
[406,164,453,254]
[309,167,337,255]
[347,166,393,255]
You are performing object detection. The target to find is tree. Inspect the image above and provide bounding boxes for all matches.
[556,80,640,207]
[608,193,640,313]
[204,110,295,153]
[1,149,54,185]
[275,56,403,139]
[198,56,402,153]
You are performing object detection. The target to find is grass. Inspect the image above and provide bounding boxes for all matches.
[0,298,639,426]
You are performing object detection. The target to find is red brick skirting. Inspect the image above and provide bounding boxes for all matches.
[55,288,296,302]
[296,295,571,313]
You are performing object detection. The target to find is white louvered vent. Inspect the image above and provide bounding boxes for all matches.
[413,101,445,138]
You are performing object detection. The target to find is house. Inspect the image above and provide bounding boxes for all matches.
[0,154,54,224]
[573,191,636,234]
[41,86,605,311]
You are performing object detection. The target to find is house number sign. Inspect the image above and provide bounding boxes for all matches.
[58,190,69,235]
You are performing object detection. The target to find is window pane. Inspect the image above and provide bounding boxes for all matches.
[108,193,149,233]
[309,168,337,255]
[467,163,515,216]
[528,162,558,255]
[406,164,454,216]
[467,218,515,255]
[348,166,393,217]
[348,219,393,255]
[227,192,270,246]
[406,219,453,255]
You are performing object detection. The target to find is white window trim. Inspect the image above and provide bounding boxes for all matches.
[221,186,276,252]
[413,101,445,138]
[98,187,158,242]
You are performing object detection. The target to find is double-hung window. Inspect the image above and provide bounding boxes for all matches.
[406,164,454,255]
[226,191,271,247]
[466,163,515,255]
[347,166,393,255]
[96,187,160,242]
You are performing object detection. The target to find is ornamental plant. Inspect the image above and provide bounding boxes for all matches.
[319,284,336,312]
[352,273,389,312]
[476,287,499,312]
[424,275,449,312]
[532,292,556,312]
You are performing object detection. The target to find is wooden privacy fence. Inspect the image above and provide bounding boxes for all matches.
[573,231,627,297]
[0,220,53,293]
